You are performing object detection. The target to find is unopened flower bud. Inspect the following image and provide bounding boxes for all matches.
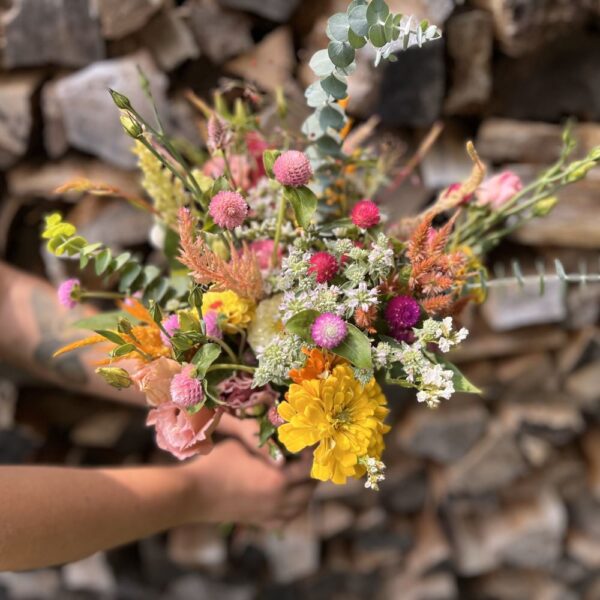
[120,115,143,138]
[110,89,132,110]
[533,196,558,217]
[567,160,595,183]
[117,317,134,335]
[96,367,133,390]
[207,114,229,153]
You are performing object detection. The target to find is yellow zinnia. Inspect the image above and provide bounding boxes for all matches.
[277,364,390,485]
[202,290,255,333]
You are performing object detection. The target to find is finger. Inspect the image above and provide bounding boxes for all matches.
[218,414,284,466]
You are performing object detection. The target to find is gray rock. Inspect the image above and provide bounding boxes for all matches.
[42,51,169,168]
[0,569,61,599]
[377,38,445,127]
[1,0,104,68]
[0,378,17,428]
[566,360,600,406]
[164,575,254,600]
[189,0,254,64]
[217,0,301,22]
[482,279,567,332]
[167,524,227,571]
[442,424,528,496]
[62,552,117,595]
[99,0,163,40]
[444,10,493,115]
[398,401,488,464]
[0,73,41,168]
[140,9,200,71]
[379,572,458,600]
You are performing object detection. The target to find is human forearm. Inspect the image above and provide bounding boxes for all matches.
[0,464,195,571]
[0,261,144,406]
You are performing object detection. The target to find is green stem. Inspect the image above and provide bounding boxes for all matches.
[271,191,287,269]
[206,336,238,363]
[80,291,126,300]
[222,151,238,190]
[207,364,256,375]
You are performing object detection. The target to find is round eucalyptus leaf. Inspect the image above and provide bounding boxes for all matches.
[319,105,345,131]
[348,28,367,49]
[305,81,329,108]
[309,49,335,77]
[348,0,367,9]
[384,13,395,41]
[366,0,389,26]
[316,135,343,158]
[302,113,325,141]
[368,23,387,48]
[348,5,369,37]
[327,13,350,42]
[321,74,348,100]
[328,41,355,68]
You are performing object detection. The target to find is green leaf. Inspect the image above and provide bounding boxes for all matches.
[309,49,335,77]
[321,74,348,99]
[111,343,137,357]
[284,186,318,230]
[118,263,143,292]
[305,81,329,108]
[319,105,345,131]
[348,0,367,10]
[95,329,128,345]
[348,4,369,36]
[142,265,161,286]
[113,252,132,271]
[211,175,229,196]
[263,149,282,178]
[327,13,350,42]
[73,311,137,330]
[439,360,482,394]
[316,135,343,157]
[331,323,372,370]
[328,41,355,68]
[366,0,389,26]
[259,416,277,447]
[302,113,326,141]
[369,23,387,47]
[285,310,319,340]
[95,249,112,276]
[384,12,395,41]
[192,343,222,378]
[348,28,367,49]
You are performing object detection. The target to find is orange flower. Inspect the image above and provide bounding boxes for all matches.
[289,348,344,384]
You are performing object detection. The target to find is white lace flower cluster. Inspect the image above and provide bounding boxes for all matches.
[359,455,387,491]
[253,332,307,387]
[373,318,469,408]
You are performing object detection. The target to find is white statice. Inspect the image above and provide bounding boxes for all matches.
[279,284,344,323]
[372,342,398,370]
[253,332,307,387]
[343,262,369,286]
[359,456,387,491]
[277,247,312,291]
[326,238,354,258]
[345,282,379,312]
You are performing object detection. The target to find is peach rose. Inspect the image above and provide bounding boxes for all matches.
[131,357,181,407]
[147,403,223,461]
[476,171,523,210]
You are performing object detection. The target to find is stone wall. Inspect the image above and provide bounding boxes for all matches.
[1,1,600,598]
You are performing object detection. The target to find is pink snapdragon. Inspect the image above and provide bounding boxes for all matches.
[476,172,523,210]
[131,357,182,407]
[218,373,279,412]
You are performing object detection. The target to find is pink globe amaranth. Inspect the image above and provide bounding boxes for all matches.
[250,239,281,270]
[147,403,223,461]
[160,313,180,347]
[385,296,421,333]
[476,171,523,210]
[209,190,249,230]
[170,364,204,409]
[351,200,381,229]
[273,150,312,187]
[308,251,339,284]
[268,405,285,427]
[57,278,81,309]
[311,313,348,349]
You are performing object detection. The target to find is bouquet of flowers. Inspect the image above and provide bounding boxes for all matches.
[43,0,599,490]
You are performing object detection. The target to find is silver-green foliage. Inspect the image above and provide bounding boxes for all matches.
[303,0,442,170]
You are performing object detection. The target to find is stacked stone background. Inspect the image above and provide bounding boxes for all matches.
[1,1,600,598]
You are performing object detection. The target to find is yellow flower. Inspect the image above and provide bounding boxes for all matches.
[277,364,390,485]
[247,294,283,352]
[202,290,255,333]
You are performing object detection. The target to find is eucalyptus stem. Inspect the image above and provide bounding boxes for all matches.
[207,364,256,375]
[271,192,287,269]
[80,291,126,300]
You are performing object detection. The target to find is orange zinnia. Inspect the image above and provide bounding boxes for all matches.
[289,348,345,384]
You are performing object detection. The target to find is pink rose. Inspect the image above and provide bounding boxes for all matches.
[218,373,279,412]
[147,403,223,461]
[476,172,523,210]
[131,357,182,407]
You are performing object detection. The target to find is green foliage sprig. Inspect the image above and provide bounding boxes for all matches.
[303,0,442,170]
[42,213,177,303]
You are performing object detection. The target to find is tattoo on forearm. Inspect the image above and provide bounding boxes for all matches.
[31,290,89,385]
